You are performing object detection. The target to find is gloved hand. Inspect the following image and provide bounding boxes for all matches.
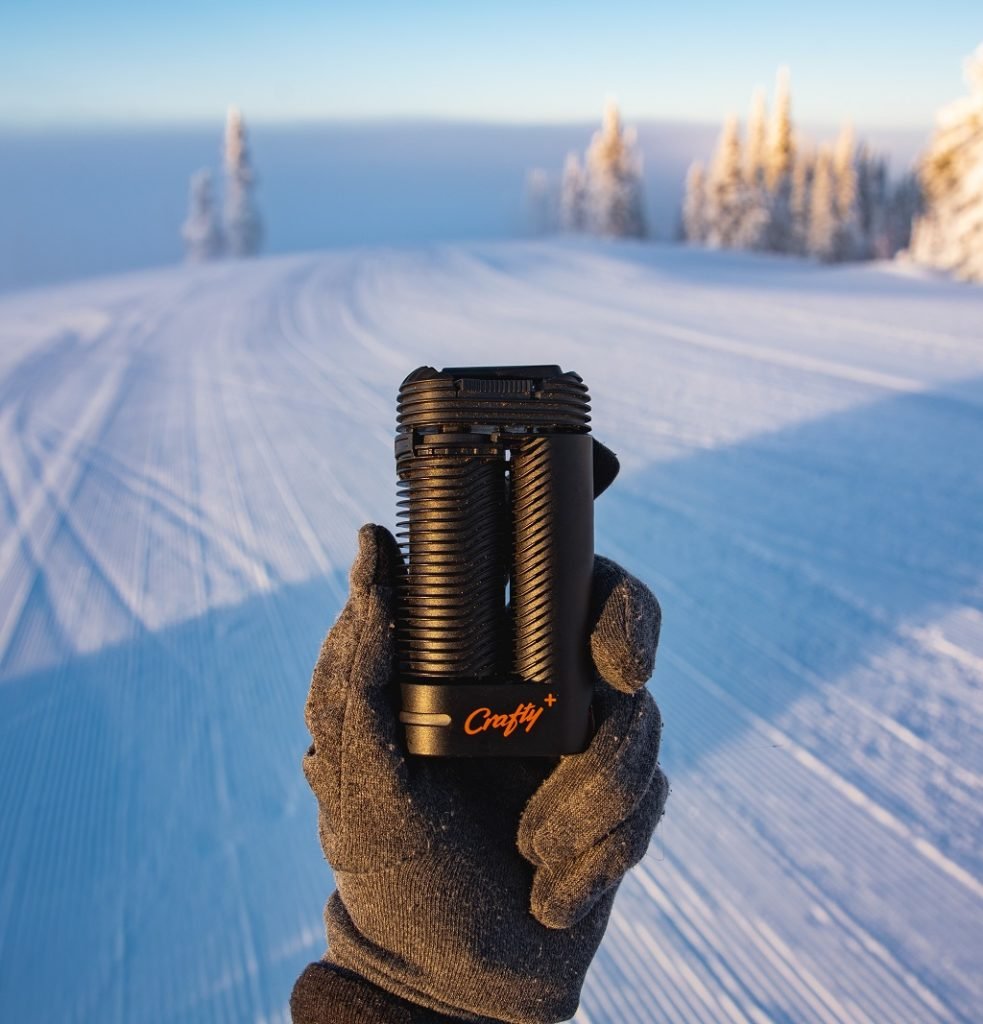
[292,524,667,1024]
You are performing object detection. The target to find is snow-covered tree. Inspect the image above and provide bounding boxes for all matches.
[831,123,861,261]
[745,87,768,188]
[181,169,222,263]
[223,107,263,258]
[856,146,889,257]
[734,89,770,249]
[765,67,795,192]
[705,116,752,248]
[789,148,814,255]
[678,65,919,265]
[763,67,795,251]
[524,169,557,235]
[909,43,983,282]
[807,148,837,262]
[887,172,922,256]
[736,191,770,250]
[584,101,648,238]
[559,153,587,232]
[682,161,709,243]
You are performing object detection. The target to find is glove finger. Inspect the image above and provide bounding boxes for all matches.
[530,770,668,929]
[304,524,400,800]
[303,524,422,869]
[589,561,659,696]
[518,685,664,868]
[590,555,662,694]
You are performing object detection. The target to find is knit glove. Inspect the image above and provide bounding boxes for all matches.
[292,524,667,1024]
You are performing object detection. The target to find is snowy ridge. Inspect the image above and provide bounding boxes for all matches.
[0,241,981,1023]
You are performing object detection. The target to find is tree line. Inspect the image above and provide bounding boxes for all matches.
[682,69,920,262]
[181,47,982,285]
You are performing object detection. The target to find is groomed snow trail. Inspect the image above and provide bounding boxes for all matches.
[0,241,981,1024]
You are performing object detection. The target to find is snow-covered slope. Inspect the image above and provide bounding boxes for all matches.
[0,241,980,1024]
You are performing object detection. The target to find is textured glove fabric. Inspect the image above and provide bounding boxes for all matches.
[291,961,470,1023]
[292,525,667,1024]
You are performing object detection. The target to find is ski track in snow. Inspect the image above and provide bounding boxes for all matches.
[0,240,981,1023]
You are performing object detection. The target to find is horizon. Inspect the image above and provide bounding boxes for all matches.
[0,117,927,293]
[0,112,937,137]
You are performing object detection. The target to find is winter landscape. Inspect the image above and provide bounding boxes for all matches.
[1,239,981,1023]
[3,5,983,1022]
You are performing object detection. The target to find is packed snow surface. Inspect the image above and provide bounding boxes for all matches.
[0,241,981,1023]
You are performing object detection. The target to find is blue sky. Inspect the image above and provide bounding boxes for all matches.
[3,1,981,129]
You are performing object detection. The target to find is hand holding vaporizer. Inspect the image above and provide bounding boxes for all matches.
[292,367,668,1024]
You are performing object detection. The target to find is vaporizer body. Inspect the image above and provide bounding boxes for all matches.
[395,365,607,757]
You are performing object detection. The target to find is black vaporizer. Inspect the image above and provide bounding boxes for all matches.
[395,365,616,757]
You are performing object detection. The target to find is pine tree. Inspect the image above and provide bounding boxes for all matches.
[909,43,983,282]
[736,88,770,250]
[223,107,263,258]
[736,188,770,251]
[765,67,795,192]
[584,101,648,238]
[887,173,922,255]
[789,148,814,255]
[672,65,923,266]
[682,161,708,243]
[807,147,837,262]
[831,122,861,260]
[559,153,587,232]
[181,169,222,263]
[705,116,750,248]
[856,146,889,257]
[764,67,796,251]
[745,87,768,188]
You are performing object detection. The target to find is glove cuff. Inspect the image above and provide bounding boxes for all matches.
[291,961,477,1024]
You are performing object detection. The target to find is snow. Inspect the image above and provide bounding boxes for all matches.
[0,240,981,1023]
